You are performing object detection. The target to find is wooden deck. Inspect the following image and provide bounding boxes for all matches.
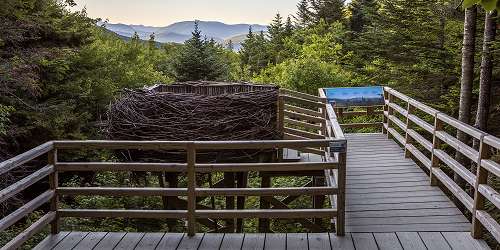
[345,133,471,233]
[35,231,491,250]
[34,133,492,250]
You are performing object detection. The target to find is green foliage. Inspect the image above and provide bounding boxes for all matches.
[348,0,463,111]
[464,0,500,11]
[0,105,14,136]
[253,21,359,94]
[309,0,346,24]
[348,0,377,34]
[240,29,272,75]
[255,57,353,94]
[0,0,171,155]
[172,21,230,81]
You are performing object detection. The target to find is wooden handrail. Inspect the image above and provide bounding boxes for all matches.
[0,142,53,175]
[0,88,348,247]
[383,87,500,243]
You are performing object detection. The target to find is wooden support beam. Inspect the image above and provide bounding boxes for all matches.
[430,114,443,186]
[259,176,271,233]
[48,149,59,234]
[186,143,196,236]
[472,136,490,238]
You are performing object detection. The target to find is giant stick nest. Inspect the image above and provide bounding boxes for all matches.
[103,83,281,163]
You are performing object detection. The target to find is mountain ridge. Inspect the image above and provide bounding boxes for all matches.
[102,20,267,46]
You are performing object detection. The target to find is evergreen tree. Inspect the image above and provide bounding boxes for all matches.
[268,13,286,63]
[240,29,271,75]
[348,0,376,34]
[227,40,234,51]
[309,0,345,24]
[353,0,459,101]
[173,21,229,81]
[295,0,311,27]
[148,32,156,50]
[285,16,295,36]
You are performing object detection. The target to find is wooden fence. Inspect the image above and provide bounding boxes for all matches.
[0,139,346,249]
[383,87,500,242]
[279,88,347,235]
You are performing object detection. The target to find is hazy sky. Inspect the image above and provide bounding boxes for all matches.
[72,0,297,26]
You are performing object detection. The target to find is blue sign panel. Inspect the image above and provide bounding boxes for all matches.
[323,86,385,107]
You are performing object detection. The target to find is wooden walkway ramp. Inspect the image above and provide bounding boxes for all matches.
[35,231,490,250]
[345,133,470,233]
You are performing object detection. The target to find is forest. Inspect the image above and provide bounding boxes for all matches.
[1,0,500,247]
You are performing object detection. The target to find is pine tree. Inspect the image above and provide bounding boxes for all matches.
[268,13,285,41]
[348,0,376,34]
[353,0,459,101]
[239,29,271,74]
[285,16,294,36]
[309,0,345,24]
[227,40,234,51]
[173,21,228,81]
[295,0,311,27]
[148,32,156,50]
[268,13,286,63]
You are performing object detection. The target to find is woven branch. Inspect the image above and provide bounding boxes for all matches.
[104,82,280,163]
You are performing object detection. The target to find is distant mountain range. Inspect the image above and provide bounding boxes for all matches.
[101,20,267,49]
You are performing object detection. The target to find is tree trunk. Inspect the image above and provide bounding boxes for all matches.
[474,10,497,143]
[455,6,477,207]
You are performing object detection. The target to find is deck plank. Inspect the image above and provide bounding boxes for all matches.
[52,231,88,250]
[351,233,378,250]
[33,231,70,250]
[155,233,184,250]
[114,232,144,250]
[220,233,244,250]
[73,232,107,250]
[308,233,331,250]
[198,233,224,250]
[134,232,164,250]
[418,232,451,250]
[241,233,265,250]
[264,233,286,250]
[286,233,308,250]
[348,223,471,233]
[329,233,355,250]
[395,232,426,250]
[345,133,473,233]
[442,232,491,250]
[373,233,403,250]
[93,232,126,250]
[176,234,203,250]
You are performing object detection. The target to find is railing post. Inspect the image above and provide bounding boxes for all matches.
[320,97,328,137]
[382,89,389,134]
[48,149,59,234]
[277,95,285,161]
[404,102,414,158]
[332,141,346,236]
[386,93,395,139]
[187,143,196,236]
[472,135,489,238]
[430,114,443,186]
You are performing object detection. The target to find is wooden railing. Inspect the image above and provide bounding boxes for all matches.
[0,138,346,249]
[278,88,347,235]
[383,87,500,243]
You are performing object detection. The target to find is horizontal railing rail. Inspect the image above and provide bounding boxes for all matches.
[0,136,346,249]
[383,87,500,243]
[0,142,57,250]
[279,89,347,236]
